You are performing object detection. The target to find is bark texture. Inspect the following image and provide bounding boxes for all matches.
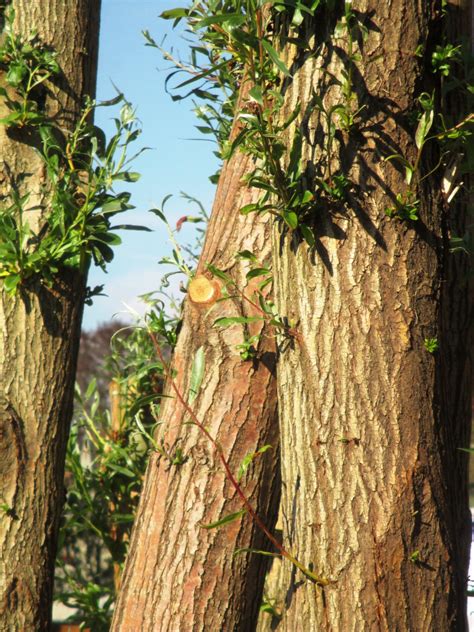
[0,2,100,630]
[111,112,280,630]
[271,1,472,630]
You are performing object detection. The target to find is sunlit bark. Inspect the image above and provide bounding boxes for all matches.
[0,2,100,629]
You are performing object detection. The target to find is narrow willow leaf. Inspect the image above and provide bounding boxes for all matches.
[201,509,246,530]
[159,8,188,20]
[258,276,273,292]
[207,263,232,283]
[0,111,23,125]
[113,171,140,182]
[240,203,260,215]
[415,109,434,150]
[233,547,280,558]
[248,85,264,105]
[128,392,171,418]
[283,210,298,229]
[189,346,205,403]
[236,249,257,261]
[108,464,136,478]
[174,59,229,91]
[196,13,246,29]
[149,207,167,223]
[111,224,153,232]
[301,190,314,205]
[214,316,264,327]
[85,378,97,400]
[110,513,135,524]
[1,274,20,294]
[262,39,290,76]
[300,223,315,247]
[238,444,272,480]
[246,267,270,280]
[288,129,302,177]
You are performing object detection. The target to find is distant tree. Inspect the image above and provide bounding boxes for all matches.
[76,320,130,404]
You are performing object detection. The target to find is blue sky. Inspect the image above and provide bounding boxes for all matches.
[83,0,218,329]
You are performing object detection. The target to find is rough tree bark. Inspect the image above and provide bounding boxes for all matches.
[0,2,100,630]
[111,101,280,630]
[270,1,472,630]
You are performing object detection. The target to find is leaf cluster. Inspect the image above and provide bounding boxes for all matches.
[55,377,157,629]
[0,8,59,127]
[0,13,147,295]
[157,1,333,245]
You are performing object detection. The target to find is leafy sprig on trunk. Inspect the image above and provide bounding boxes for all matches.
[0,9,148,295]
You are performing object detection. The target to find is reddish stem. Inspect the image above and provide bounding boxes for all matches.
[148,330,331,585]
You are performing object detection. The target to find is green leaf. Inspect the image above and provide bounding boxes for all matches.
[189,346,205,403]
[236,250,257,262]
[149,207,167,223]
[98,92,125,108]
[128,392,171,418]
[92,232,122,246]
[110,513,135,524]
[222,127,251,161]
[384,153,411,167]
[233,547,279,558]
[195,13,246,29]
[260,601,282,617]
[288,129,302,177]
[248,85,264,106]
[301,190,314,205]
[85,378,97,400]
[6,62,27,86]
[238,445,272,481]
[240,203,260,215]
[111,224,152,232]
[159,8,188,20]
[175,61,230,93]
[292,7,304,26]
[415,109,434,150]
[207,264,232,283]
[246,267,270,280]
[281,103,301,130]
[107,464,135,478]
[2,274,20,294]
[261,39,290,76]
[113,171,141,182]
[282,210,298,229]
[258,276,273,292]
[92,242,114,264]
[214,316,264,327]
[201,509,246,530]
[0,111,23,125]
[299,223,315,247]
[101,196,132,214]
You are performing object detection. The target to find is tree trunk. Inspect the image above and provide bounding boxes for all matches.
[0,2,100,630]
[111,101,280,630]
[271,1,472,630]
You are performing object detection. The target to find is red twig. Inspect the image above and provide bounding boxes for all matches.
[148,329,331,585]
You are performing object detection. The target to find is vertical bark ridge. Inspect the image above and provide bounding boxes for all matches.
[271,1,471,629]
[0,2,101,629]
